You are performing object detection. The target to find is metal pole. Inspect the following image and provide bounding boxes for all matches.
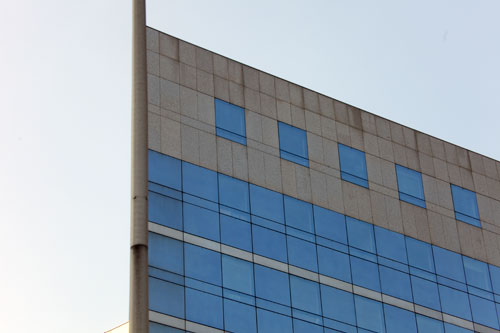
[130,0,148,332]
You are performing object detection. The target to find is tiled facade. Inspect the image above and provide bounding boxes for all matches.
[144,26,500,333]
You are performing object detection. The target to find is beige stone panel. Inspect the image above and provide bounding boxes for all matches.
[260,93,277,119]
[472,172,488,196]
[369,183,397,199]
[483,230,500,266]
[180,124,199,164]
[319,95,334,119]
[281,159,298,198]
[405,148,420,171]
[242,66,259,90]
[160,116,181,159]
[275,78,290,102]
[419,152,435,177]
[416,132,432,155]
[264,153,282,192]
[483,156,499,180]
[336,122,350,146]
[347,106,362,130]
[323,138,340,170]
[232,142,248,181]
[422,174,439,206]
[447,163,461,187]
[435,178,454,210]
[469,151,485,175]
[386,195,404,233]
[148,112,161,151]
[261,116,279,148]
[228,82,244,108]
[247,139,279,157]
[357,186,373,222]
[458,222,487,262]
[380,159,397,190]
[199,131,217,171]
[179,86,197,119]
[303,89,319,113]
[430,137,446,160]
[148,74,160,106]
[307,133,324,164]
[214,76,229,101]
[289,83,304,107]
[162,108,181,122]
[428,211,453,251]
[179,40,196,66]
[305,111,321,135]
[179,63,196,90]
[378,138,394,162]
[414,205,431,242]
[342,181,360,219]
[401,202,418,239]
[392,143,407,167]
[195,47,213,73]
[441,215,461,252]
[310,170,328,207]
[456,147,470,169]
[160,79,180,113]
[216,137,233,176]
[180,115,214,135]
[276,101,292,123]
[443,142,458,164]
[196,69,214,96]
[361,112,377,135]
[146,27,159,52]
[477,194,494,226]
[366,154,382,186]
[149,103,161,116]
[259,72,275,97]
[433,157,449,182]
[290,105,306,129]
[228,59,242,84]
[364,133,379,156]
[244,87,261,113]
[333,100,348,124]
[403,127,417,150]
[320,116,337,141]
[326,175,344,214]
[245,111,263,143]
[490,199,500,228]
[248,148,265,187]
[159,33,178,60]
[147,50,160,76]
[371,190,388,229]
[459,167,474,191]
[375,117,391,140]
[213,54,228,79]
[350,127,364,151]
[295,165,312,202]
[197,92,215,126]
[487,179,500,201]
[389,122,405,146]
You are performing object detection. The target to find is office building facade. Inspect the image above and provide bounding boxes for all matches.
[140,26,500,333]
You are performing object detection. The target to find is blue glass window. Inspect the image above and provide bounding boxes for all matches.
[148,192,182,230]
[375,226,408,263]
[224,299,256,333]
[284,196,314,233]
[184,244,221,286]
[220,215,252,252]
[215,98,246,145]
[278,122,309,167]
[406,237,435,272]
[489,264,500,295]
[222,255,254,295]
[149,277,184,318]
[320,285,356,326]
[354,295,385,333]
[317,245,351,282]
[185,288,223,329]
[395,164,425,208]
[463,256,492,291]
[293,319,323,333]
[384,304,417,333]
[148,150,181,190]
[469,295,499,329]
[287,236,318,272]
[313,206,347,244]
[438,285,472,320]
[338,143,368,188]
[346,217,375,253]
[411,275,441,311]
[379,266,413,301]
[254,265,290,306]
[257,308,293,333]
[149,233,183,275]
[252,225,287,262]
[218,174,249,213]
[444,323,473,333]
[451,184,480,227]
[351,256,380,291]
[416,315,444,333]
[182,162,218,202]
[150,322,185,333]
[290,276,322,315]
[249,184,284,224]
[433,246,466,283]
[183,203,219,241]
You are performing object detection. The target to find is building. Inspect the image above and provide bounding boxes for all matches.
[132,23,500,333]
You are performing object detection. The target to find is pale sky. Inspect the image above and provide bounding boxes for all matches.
[0,1,499,332]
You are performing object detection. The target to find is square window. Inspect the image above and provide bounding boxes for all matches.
[317,245,351,283]
[278,122,309,167]
[444,323,473,333]
[148,233,183,275]
[184,244,221,286]
[338,143,368,188]
[287,236,318,272]
[406,237,435,273]
[346,217,375,253]
[185,288,223,329]
[149,277,185,318]
[350,256,380,292]
[438,284,472,320]
[395,164,425,208]
[252,225,287,263]
[148,150,182,190]
[320,285,356,325]
[354,295,385,333]
[218,174,249,213]
[290,276,322,315]
[416,315,444,333]
[375,226,407,264]
[411,275,441,311]
[469,294,499,329]
[182,162,218,203]
[313,206,347,244]
[379,266,413,302]
[284,196,314,233]
[433,246,466,283]
[257,308,293,333]
[451,184,480,227]
[183,202,219,241]
[249,184,284,224]
[222,255,254,295]
[384,304,417,333]
[224,299,257,333]
[220,215,252,252]
[215,98,246,145]
[463,256,492,291]
[148,192,182,230]
[254,265,290,306]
